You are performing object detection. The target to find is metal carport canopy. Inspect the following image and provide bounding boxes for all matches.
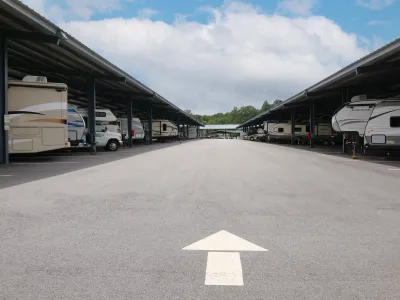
[238,37,400,128]
[0,0,203,126]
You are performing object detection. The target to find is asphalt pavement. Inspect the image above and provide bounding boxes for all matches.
[1,139,400,299]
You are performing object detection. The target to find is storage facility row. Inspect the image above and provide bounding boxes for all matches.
[0,0,203,164]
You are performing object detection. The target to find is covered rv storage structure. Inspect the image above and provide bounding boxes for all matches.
[0,0,203,164]
[239,37,400,152]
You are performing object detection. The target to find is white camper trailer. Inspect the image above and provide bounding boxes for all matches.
[68,105,86,147]
[116,117,145,142]
[8,76,69,154]
[187,126,198,139]
[266,123,307,143]
[144,120,178,141]
[332,96,400,153]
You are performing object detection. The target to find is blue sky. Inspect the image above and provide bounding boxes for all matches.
[73,0,400,43]
[22,0,400,114]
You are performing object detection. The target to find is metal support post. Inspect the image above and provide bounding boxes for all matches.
[127,99,133,147]
[148,107,152,144]
[342,90,347,153]
[291,108,296,145]
[87,77,96,154]
[310,102,315,148]
[197,126,199,138]
[0,35,8,164]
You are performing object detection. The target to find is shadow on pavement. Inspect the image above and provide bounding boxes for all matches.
[257,141,400,169]
[0,140,199,189]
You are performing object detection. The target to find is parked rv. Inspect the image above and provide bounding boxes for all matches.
[332,96,400,154]
[94,123,123,151]
[68,105,87,147]
[187,126,198,139]
[266,123,307,143]
[78,108,117,130]
[8,76,69,154]
[73,108,122,151]
[115,117,145,143]
[144,120,178,142]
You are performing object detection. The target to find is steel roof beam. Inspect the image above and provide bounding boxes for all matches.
[0,29,60,44]
[8,62,126,82]
[356,60,400,75]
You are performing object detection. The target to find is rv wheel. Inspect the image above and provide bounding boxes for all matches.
[107,140,119,151]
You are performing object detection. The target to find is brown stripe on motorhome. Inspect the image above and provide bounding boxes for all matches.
[27,119,67,124]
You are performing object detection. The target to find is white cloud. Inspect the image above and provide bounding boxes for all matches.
[22,0,45,15]
[278,0,317,15]
[22,0,123,22]
[137,8,159,19]
[368,20,389,25]
[356,0,396,9]
[55,2,368,114]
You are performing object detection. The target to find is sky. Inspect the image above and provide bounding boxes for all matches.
[21,0,400,115]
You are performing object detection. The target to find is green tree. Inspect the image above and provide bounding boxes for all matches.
[260,100,271,112]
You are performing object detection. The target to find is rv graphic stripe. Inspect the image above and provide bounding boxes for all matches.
[369,109,400,121]
[27,119,68,124]
[8,111,45,116]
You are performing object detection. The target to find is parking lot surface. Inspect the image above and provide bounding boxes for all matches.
[1,139,399,299]
[0,142,185,189]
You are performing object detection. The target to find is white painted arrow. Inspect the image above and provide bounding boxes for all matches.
[182,230,267,286]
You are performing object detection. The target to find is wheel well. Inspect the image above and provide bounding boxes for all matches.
[107,139,119,146]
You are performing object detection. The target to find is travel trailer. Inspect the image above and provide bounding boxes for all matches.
[266,123,307,143]
[115,117,145,142]
[248,128,266,141]
[68,105,86,147]
[8,76,69,154]
[143,120,178,141]
[186,126,198,139]
[332,96,400,154]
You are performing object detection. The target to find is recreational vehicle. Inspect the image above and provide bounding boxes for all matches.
[78,108,118,131]
[74,108,122,151]
[143,120,178,141]
[115,117,145,142]
[187,126,198,139]
[332,96,400,154]
[8,76,69,154]
[266,123,307,143]
[68,105,86,147]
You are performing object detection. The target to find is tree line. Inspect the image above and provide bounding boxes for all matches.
[186,100,283,125]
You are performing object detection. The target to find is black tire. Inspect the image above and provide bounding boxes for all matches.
[106,140,119,151]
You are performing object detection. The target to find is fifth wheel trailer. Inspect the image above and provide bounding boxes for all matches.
[332,96,400,154]
[8,76,69,154]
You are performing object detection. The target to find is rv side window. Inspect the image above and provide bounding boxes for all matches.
[278,128,284,133]
[390,117,400,128]
[163,124,167,131]
[295,127,302,132]
[96,112,107,117]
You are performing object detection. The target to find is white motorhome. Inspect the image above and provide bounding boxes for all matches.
[332,96,400,153]
[115,117,145,142]
[143,120,178,141]
[78,108,118,131]
[68,105,86,147]
[8,76,69,154]
[74,108,122,151]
